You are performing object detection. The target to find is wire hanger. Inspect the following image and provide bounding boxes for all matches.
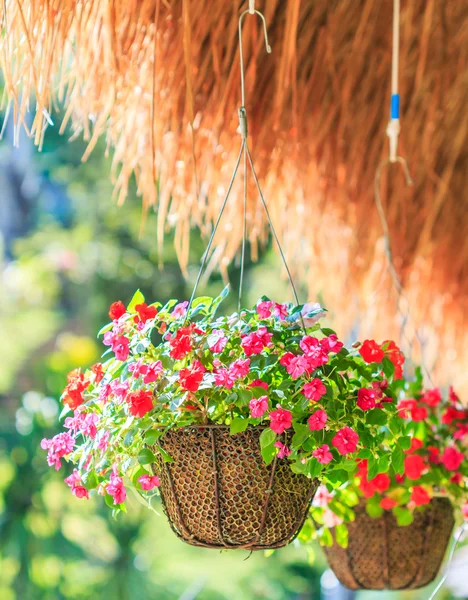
[187,2,304,330]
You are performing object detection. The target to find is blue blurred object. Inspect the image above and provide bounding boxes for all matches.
[321,569,356,600]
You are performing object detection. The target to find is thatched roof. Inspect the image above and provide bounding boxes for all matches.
[1,0,467,390]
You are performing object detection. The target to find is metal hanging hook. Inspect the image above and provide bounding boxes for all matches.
[238,8,272,109]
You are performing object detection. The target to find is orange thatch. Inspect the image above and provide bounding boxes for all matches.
[1,0,467,390]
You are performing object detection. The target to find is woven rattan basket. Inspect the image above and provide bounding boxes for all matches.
[324,497,454,590]
[152,425,318,550]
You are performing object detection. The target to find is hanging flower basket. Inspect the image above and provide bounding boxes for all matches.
[153,426,318,549]
[324,497,454,590]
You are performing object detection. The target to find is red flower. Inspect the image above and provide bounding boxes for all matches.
[383,340,405,379]
[308,410,328,431]
[303,378,327,402]
[371,473,391,493]
[359,340,384,364]
[91,363,104,383]
[109,301,126,320]
[404,455,427,480]
[441,447,464,471]
[332,427,359,455]
[241,330,272,356]
[279,352,295,367]
[269,406,293,434]
[405,438,424,454]
[126,390,153,418]
[249,379,268,391]
[442,407,466,425]
[169,327,193,359]
[427,446,440,464]
[380,497,397,510]
[62,369,89,410]
[134,303,158,325]
[411,486,431,506]
[449,386,460,404]
[454,423,468,441]
[450,473,463,485]
[421,388,442,407]
[398,399,427,422]
[179,360,205,393]
[357,387,380,411]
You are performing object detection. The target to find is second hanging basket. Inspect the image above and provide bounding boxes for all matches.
[324,497,454,590]
[152,426,318,550]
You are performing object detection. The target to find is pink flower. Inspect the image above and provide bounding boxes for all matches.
[312,444,333,464]
[107,473,127,505]
[41,433,75,470]
[308,410,328,431]
[462,501,468,521]
[98,431,110,452]
[138,474,160,491]
[272,303,288,320]
[274,441,292,459]
[113,335,130,361]
[299,302,326,327]
[249,379,268,390]
[257,300,274,318]
[332,427,359,455]
[323,508,344,528]
[320,334,343,354]
[249,396,269,418]
[303,378,327,401]
[269,405,293,434]
[313,485,334,507]
[64,469,89,499]
[300,336,329,369]
[441,447,464,471]
[80,413,99,438]
[208,330,228,354]
[230,358,251,379]
[172,301,188,318]
[143,361,164,384]
[287,355,310,379]
[357,387,380,411]
[214,368,236,389]
[241,328,273,356]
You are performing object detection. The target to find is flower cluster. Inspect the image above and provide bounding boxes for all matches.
[42,288,407,518]
[311,371,468,546]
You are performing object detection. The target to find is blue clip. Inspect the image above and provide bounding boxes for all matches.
[391,94,400,119]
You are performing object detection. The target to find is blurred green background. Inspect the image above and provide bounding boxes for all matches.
[0,117,462,599]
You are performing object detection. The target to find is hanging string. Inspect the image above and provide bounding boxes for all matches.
[373,0,433,385]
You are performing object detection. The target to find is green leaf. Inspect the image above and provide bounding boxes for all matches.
[327,469,347,484]
[127,289,145,312]
[393,506,414,526]
[321,327,337,337]
[382,356,395,379]
[259,428,276,448]
[230,417,249,435]
[292,424,311,448]
[392,446,405,475]
[366,409,388,427]
[388,416,403,435]
[367,457,380,480]
[137,448,156,465]
[156,445,174,463]
[307,459,323,479]
[97,322,114,337]
[145,430,162,445]
[320,527,333,547]
[261,444,277,465]
[82,470,98,490]
[335,524,349,548]
[366,500,384,519]
[399,435,412,450]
